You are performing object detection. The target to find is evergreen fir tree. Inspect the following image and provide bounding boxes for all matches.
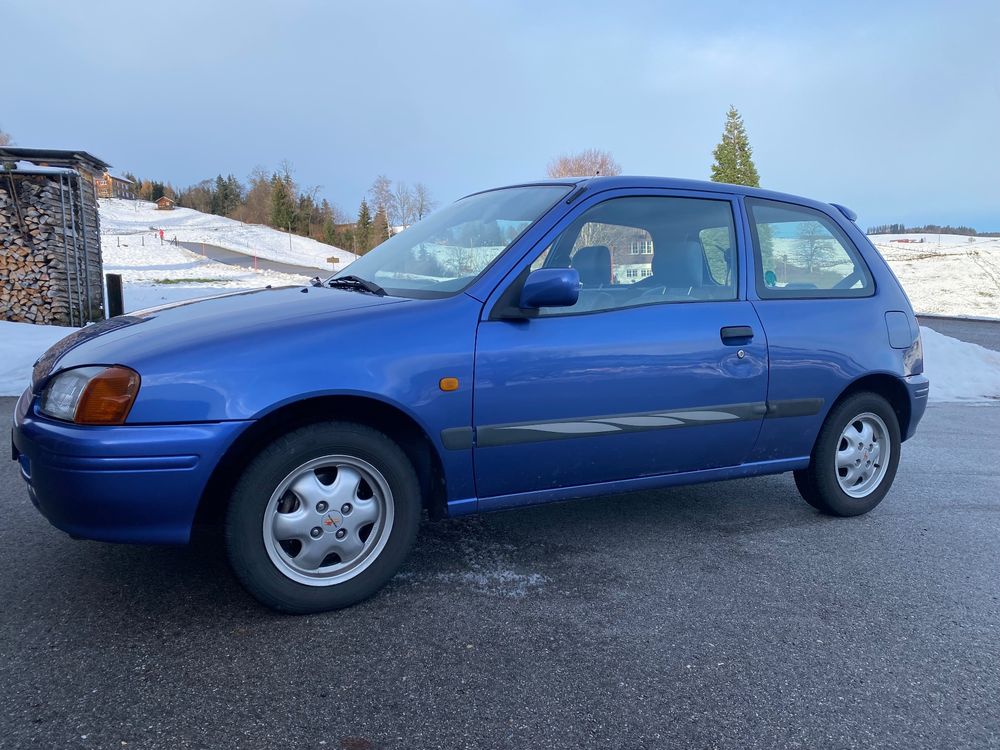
[356,199,373,253]
[296,194,316,235]
[225,175,243,209]
[322,218,338,246]
[270,174,296,231]
[710,106,760,187]
[211,175,227,215]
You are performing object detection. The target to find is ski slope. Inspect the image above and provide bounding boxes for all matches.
[100,199,357,272]
[101,234,309,311]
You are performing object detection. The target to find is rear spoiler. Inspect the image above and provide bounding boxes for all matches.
[830,203,857,222]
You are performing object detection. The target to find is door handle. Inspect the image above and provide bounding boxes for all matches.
[720,325,754,344]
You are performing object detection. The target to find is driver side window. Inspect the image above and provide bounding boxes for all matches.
[530,195,738,315]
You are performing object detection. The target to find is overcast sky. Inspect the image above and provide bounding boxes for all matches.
[4,0,998,229]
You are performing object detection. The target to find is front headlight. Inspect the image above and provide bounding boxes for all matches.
[39,366,141,425]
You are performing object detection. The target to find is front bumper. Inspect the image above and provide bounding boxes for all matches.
[11,388,250,544]
[903,373,930,441]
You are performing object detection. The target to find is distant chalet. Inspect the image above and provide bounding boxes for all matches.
[155,195,176,210]
[94,171,136,200]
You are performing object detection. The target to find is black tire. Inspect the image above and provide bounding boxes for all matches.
[793,392,901,517]
[225,421,421,614]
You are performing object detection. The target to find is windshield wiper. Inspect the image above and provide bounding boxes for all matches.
[326,275,386,296]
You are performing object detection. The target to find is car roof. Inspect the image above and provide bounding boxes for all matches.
[470,176,851,220]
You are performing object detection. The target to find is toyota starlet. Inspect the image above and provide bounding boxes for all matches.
[12,176,928,613]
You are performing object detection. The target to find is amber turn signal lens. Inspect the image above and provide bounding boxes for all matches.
[75,366,141,425]
[439,377,459,392]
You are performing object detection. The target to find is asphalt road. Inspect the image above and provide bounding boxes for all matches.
[177,241,332,278]
[2,401,999,750]
[917,315,1000,351]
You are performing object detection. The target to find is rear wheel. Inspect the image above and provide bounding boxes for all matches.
[225,422,421,613]
[793,392,901,517]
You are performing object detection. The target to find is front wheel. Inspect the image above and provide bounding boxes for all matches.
[225,422,421,613]
[794,392,901,517]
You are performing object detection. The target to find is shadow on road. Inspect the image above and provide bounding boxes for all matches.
[52,475,829,622]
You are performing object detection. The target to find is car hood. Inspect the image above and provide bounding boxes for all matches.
[34,285,408,386]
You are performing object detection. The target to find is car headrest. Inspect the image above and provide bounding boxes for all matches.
[571,245,612,288]
[651,240,704,288]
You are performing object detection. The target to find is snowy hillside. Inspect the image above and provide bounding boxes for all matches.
[100,199,357,271]
[869,233,1000,318]
[101,235,310,311]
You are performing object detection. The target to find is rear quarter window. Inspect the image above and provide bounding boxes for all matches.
[746,198,874,299]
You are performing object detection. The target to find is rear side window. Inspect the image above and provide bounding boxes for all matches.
[746,198,873,298]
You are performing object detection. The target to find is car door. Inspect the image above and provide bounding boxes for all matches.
[472,190,768,501]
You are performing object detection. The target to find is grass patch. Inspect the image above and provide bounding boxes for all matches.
[152,278,228,285]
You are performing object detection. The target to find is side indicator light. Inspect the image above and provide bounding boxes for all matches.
[439,377,459,392]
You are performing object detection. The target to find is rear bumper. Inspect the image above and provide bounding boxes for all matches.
[11,388,250,544]
[903,374,930,441]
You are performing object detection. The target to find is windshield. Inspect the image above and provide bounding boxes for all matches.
[333,185,572,298]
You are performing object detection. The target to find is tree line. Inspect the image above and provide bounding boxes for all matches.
[867,222,999,237]
[124,166,436,255]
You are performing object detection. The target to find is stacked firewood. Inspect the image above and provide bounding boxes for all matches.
[0,172,104,326]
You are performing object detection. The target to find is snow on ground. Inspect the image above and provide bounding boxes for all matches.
[0,320,74,397]
[869,233,1000,319]
[917,326,1000,402]
[102,233,306,312]
[99,198,357,272]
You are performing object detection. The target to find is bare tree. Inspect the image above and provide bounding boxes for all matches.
[232,166,273,225]
[546,148,622,178]
[392,182,417,228]
[0,127,12,146]
[797,222,837,273]
[413,182,436,220]
[178,179,215,213]
[369,175,394,239]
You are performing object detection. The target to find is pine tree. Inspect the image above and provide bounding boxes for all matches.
[322,217,338,246]
[710,106,760,187]
[211,175,227,215]
[356,199,373,253]
[296,194,317,236]
[270,174,296,231]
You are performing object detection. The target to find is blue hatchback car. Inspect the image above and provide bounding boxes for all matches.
[12,177,928,613]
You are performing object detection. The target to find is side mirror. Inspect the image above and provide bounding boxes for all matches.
[519,268,580,309]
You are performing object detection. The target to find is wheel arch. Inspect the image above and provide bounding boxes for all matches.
[829,372,912,440]
[193,394,448,533]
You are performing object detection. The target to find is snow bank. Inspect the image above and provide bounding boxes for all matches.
[100,198,357,272]
[0,321,72,397]
[920,326,1000,402]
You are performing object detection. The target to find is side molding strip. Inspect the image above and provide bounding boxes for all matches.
[440,398,824,450]
[440,427,474,451]
[764,398,824,419]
